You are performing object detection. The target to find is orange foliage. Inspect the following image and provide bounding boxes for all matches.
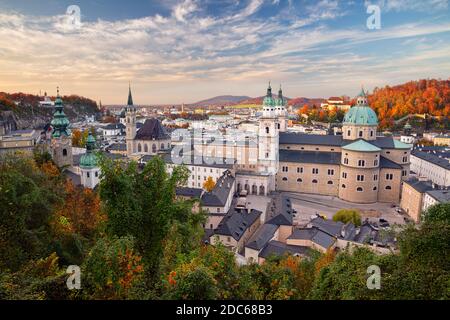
[315,249,336,275]
[116,248,144,291]
[53,180,104,237]
[40,161,60,178]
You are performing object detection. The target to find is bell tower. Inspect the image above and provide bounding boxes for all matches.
[50,87,73,168]
[125,83,136,156]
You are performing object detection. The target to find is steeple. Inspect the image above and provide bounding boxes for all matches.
[266,81,272,97]
[80,132,98,168]
[278,85,283,99]
[51,87,70,138]
[127,82,134,106]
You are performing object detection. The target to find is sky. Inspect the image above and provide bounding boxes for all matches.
[0,0,449,105]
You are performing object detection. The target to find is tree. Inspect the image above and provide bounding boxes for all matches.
[203,176,216,192]
[81,236,144,299]
[332,209,362,226]
[98,155,202,284]
[421,203,450,225]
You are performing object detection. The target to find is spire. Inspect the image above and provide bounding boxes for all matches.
[358,85,366,97]
[278,84,283,99]
[51,86,70,138]
[266,81,272,97]
[127,82,134,106]
[80,132,98,168]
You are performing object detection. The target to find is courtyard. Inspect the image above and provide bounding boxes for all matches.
[279,192,406,226]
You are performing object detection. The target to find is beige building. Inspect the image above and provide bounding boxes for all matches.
[433,135,450,146]
[276,89,411,204]
[400,178,433,222]
[0,129,40,155]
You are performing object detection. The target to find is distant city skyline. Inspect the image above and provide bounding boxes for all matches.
[0,0,449,104]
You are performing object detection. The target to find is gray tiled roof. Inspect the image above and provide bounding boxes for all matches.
[309,217,344,237]
[425,189,450,203]
[380,156,402,169]
[404,177,433,193]
[135,118,170,140]
[279,149,341,164]
[288,227,336,249]
[411,150,450,170]
[213,208,262,241]
[176,187,203,198]
[259,240,310,259]
[201,171,235,207]
[106,143,127,151]
[245,224,278,250]
[279,132,344,146]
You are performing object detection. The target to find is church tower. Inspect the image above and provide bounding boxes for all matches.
[258,82,279,190]
[80,132,100,189]
[125,83,136,156]
[276,85,288,132]
[50,87,73,168]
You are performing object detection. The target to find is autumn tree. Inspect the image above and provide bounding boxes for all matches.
[203,176,216,192]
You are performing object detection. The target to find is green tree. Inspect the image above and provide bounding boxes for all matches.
[98,155,202,284]
[421,203,450,225]
[332,209,362,226]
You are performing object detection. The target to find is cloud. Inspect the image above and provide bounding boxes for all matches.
[0,0,448,103]
[365,0,449,12]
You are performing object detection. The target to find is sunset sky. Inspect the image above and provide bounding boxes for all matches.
[0,0,449,104]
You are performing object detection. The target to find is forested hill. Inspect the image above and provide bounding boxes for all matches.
[368,79,450,128]
[0,92,99,129]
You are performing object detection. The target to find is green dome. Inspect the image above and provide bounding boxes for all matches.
[343,88,378,126]
[80,133,98,168]
[343,106,378,126]
[263,96,275,106]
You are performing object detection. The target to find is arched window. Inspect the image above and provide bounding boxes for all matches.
[358,160,365,167]
[370,130,374,137]
[341,184,346,188]
[344,158,349,165]
[152,144,157,153]
[373,186,377,191]
[277,123,280,129]
[161,143,165,149]
[357,187,363,192]
[265,127,269,134]
[385,186,392,190]
[62,149,67,156]
[282,177,288,181]
[297,178,302,183]
[144,144,148,153]
[359,131,363,137]
[312,179,318,184]
[327,181,333,185]
[138,143,142,152]
[347,130,351,136]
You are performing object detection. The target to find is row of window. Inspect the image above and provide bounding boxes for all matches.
[347,129,375,138]
[343,158,379,167]
[137,143,166,153]
[281,177,334,185]
[81,171,99,178]
[341,185,392,191]
[342,173,392,181]
[281,167,335,175]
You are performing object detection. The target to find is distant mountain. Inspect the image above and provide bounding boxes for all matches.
[239,96,325,108]
[0,92,99,130]
[191,95,251,107]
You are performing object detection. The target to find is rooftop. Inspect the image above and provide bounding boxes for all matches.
[411,150,450,170]
[259,240,310,259]
[135,118,170,141]
[342,139,381,152]
[213,208,262,241]
[425,189,450,203]
[279,149,341,165]
[245,223,278,250]
[201,170,235,207]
